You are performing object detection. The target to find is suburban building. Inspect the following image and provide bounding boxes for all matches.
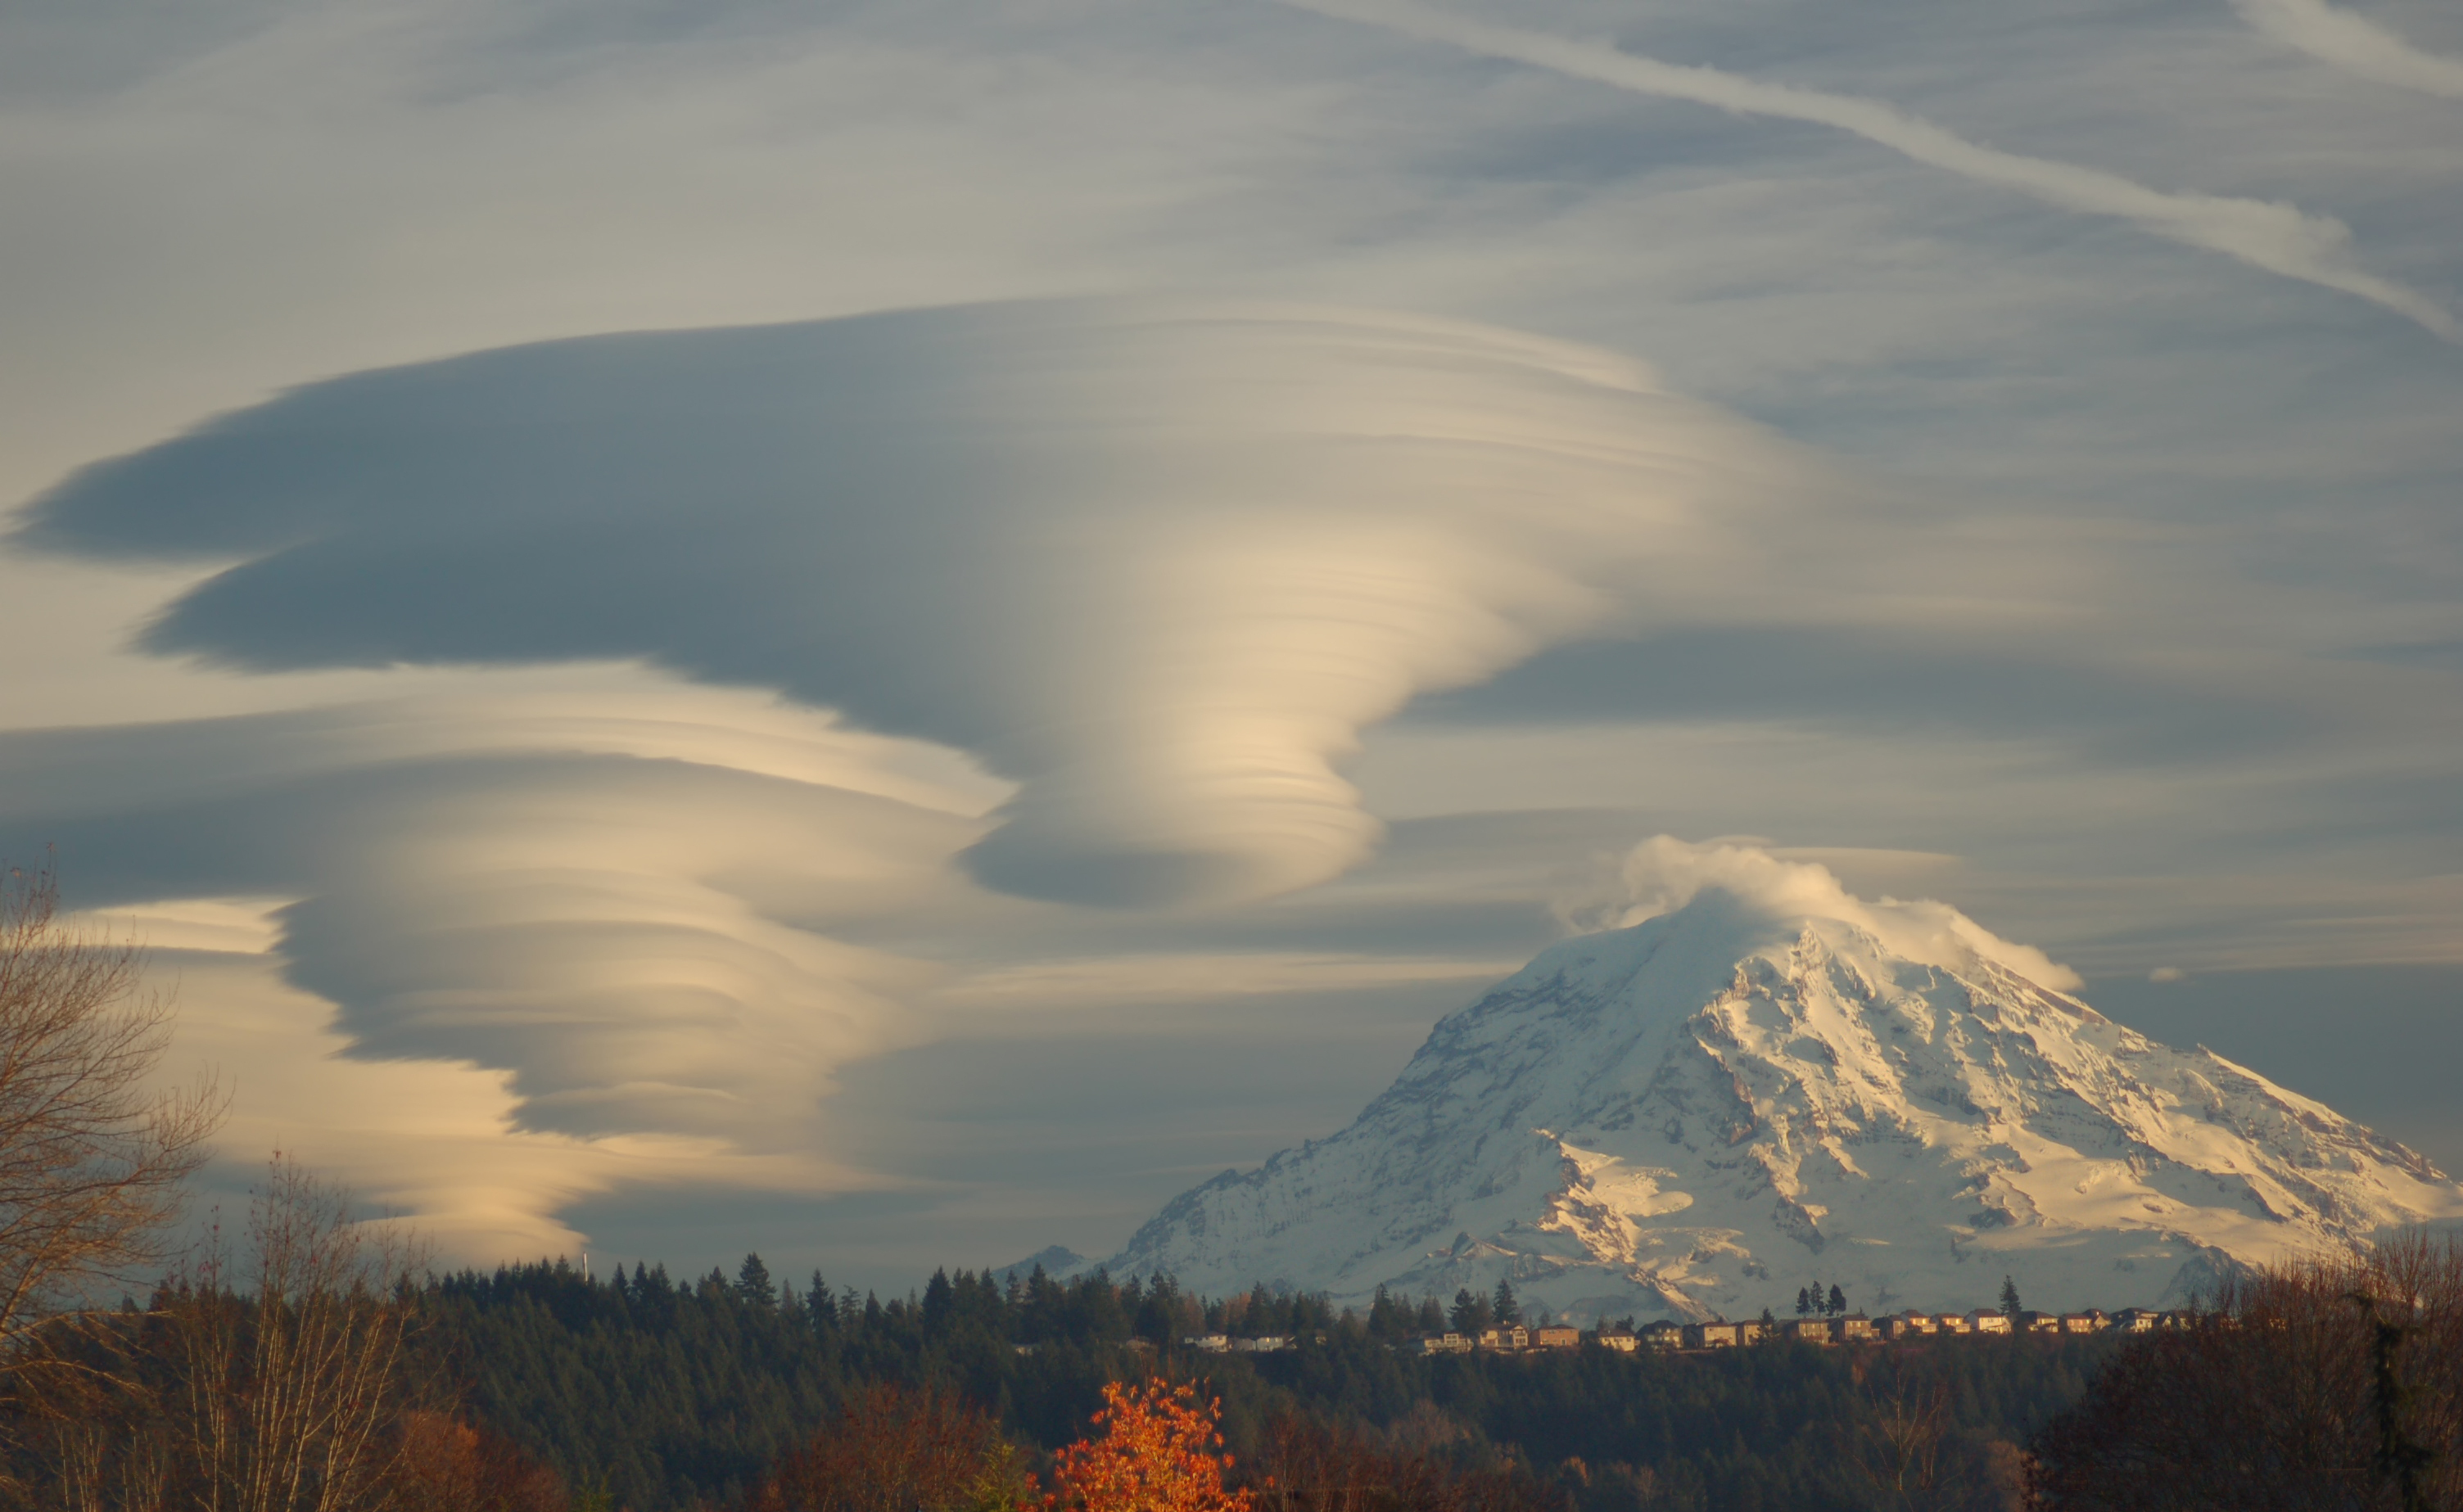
[1685,1322,1743,1348]
[1779,1317,1832,1343]
[1639,1320,1685,1350]
[1598,1330,1639,1352]
[1969,1311,2011,1334]
[1533,1325,1581,1349]
[1835,1316,1878,1343]
[1415,1332,1472,1354]
[1884,1311,1937,1339]
[1476,1325,1530,1351]
[1184,1334,1229,1352]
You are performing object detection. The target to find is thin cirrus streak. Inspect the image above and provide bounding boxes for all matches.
[2230,0,2463,98]
[1279,0,2460,341]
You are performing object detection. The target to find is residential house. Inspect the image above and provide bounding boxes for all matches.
[1598,1330,1639,1352]
[1835,1316,1878,1343]
[1416,1333,1473,1354]
[1532,1325,1581,1349]
[1639,1320,1685,1350]
[1779,1317,1833,1343]
[1933,1313,1971,1334]
[1969,1311,2011,1334]
[1476,1325,1530,1351]
[1875,1313,1932,1340]
[1685,1322,1742,1348]
[2059,1313,2104,1334]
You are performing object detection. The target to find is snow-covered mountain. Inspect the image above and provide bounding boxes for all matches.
[1105,844,2463,1320]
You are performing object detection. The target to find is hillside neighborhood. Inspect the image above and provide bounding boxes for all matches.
[1182,1306,2212,1355]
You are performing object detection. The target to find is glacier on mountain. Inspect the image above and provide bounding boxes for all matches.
[1105,842,2463,1320]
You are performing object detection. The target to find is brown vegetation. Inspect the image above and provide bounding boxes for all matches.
[2029,1230,2463,1512]
[0,860,222,1376]
[741,1383,1028,1512]
[3,1155,565,1511]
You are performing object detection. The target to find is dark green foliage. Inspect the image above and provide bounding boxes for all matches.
[1999,1277,2022,1321]
[1492,1280,1521,1329]
[1448,1289,1492,1334]
[417,1260,2114,1512]
[737,1253,775,1310]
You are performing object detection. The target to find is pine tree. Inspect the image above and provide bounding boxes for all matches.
[2000,1275,2022,1320]
[1826,1284,1846,1317]
[1796,1287,1813,1317]
[1492,1278,1521,1327]
[736,1252,775,1308]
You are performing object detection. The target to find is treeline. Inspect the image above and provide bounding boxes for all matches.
[418,1255,2102,1510]
[10,867,2457,1510]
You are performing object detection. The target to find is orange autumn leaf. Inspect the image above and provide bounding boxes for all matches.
[1046,1380,1254,1512]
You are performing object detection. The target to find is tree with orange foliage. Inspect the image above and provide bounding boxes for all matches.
[1046,1380,1254,1512]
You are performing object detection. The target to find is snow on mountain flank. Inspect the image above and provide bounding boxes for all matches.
[1106,840,2463,1321]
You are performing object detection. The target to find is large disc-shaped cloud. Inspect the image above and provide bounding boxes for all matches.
[20,300,1818,906]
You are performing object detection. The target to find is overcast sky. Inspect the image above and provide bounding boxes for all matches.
[2,0,2457,1292]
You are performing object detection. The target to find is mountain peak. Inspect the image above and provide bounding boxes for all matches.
[1109,843,2463,1320]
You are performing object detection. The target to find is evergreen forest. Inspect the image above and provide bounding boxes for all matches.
[422,1256,2104,1511]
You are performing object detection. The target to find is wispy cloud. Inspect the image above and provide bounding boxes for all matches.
[2230,0,2463,98]
[1280,0,2459,340]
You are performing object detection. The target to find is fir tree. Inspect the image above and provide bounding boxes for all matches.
[1826,1284,1846,1317]
[736,1253,775,1309]
[2000,1275,2023,1320]
[1492,1278,1521,1327]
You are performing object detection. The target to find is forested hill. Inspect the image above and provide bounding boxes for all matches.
[423,1257,2110,1511]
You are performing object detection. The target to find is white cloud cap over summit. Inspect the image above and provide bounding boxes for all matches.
[1611,835,2086,991]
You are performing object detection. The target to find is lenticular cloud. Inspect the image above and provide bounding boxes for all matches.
[22,300,1821,907]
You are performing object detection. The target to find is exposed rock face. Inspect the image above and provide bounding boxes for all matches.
[1106,887,2463,1320]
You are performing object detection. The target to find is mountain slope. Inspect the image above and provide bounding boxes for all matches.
[1106,858,2463,1320]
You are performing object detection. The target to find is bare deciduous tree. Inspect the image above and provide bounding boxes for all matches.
[0,860,222,1372]
[7,1155,442,1511]
[2029,1230,2463,1511]
[169,1154,433,1512]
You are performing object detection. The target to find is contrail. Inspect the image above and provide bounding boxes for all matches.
[1280,0,2458,341]
[2231,0,2463,98]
